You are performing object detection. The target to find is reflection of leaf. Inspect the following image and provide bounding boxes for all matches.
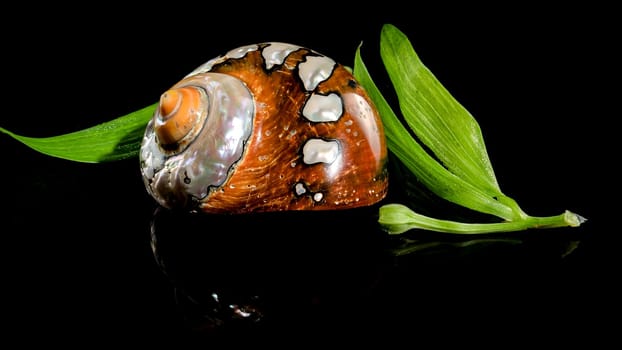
[387,236,581,260]
[387,237,524,257]
[560,240,581,259]
[0,103,156,163]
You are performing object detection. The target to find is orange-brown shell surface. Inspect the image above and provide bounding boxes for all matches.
[140,43,388,214]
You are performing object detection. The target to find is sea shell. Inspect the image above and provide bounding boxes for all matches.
[140,42,388,214]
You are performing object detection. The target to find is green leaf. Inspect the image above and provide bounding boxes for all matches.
[353,43,518,221]
[354,23,586,234]
[379,204,585,235]
[379,23,501,196]
[1,103,157,163]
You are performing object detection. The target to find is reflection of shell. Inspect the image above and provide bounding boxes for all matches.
[140,42,388,214]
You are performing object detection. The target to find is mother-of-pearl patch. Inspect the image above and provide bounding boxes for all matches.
[302,93,343,122]
[186,55,227,77]
[295,182,307,195]
[226,44,259,59]
[302,138,340,164]
[298,56,336,91]
[313,192,323,202]
[262,43,301,70]
[293,182,323,203]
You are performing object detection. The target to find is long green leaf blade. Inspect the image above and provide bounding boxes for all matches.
[380,24,501,196]
[354,44,516,220]
[1,103,157,163]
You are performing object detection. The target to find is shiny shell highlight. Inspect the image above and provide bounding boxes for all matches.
[140,42,388,214]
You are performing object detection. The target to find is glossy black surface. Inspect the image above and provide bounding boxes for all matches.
[2,4,616,346]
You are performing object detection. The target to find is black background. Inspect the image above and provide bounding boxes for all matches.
[2,3,617,347]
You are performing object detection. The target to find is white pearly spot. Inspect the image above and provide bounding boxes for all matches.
[298,56,335,91]
[313,192,324,202]
[302,93,343,122]
[302,139,340,164]
[295,182,307,195]
[226,44,259,59]
[262,43,301,69]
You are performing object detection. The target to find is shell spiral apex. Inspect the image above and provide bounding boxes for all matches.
[139,42,388,214]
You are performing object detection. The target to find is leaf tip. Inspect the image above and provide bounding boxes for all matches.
[565,210,587,227]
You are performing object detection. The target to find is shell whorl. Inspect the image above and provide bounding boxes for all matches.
[154,87,204,146]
